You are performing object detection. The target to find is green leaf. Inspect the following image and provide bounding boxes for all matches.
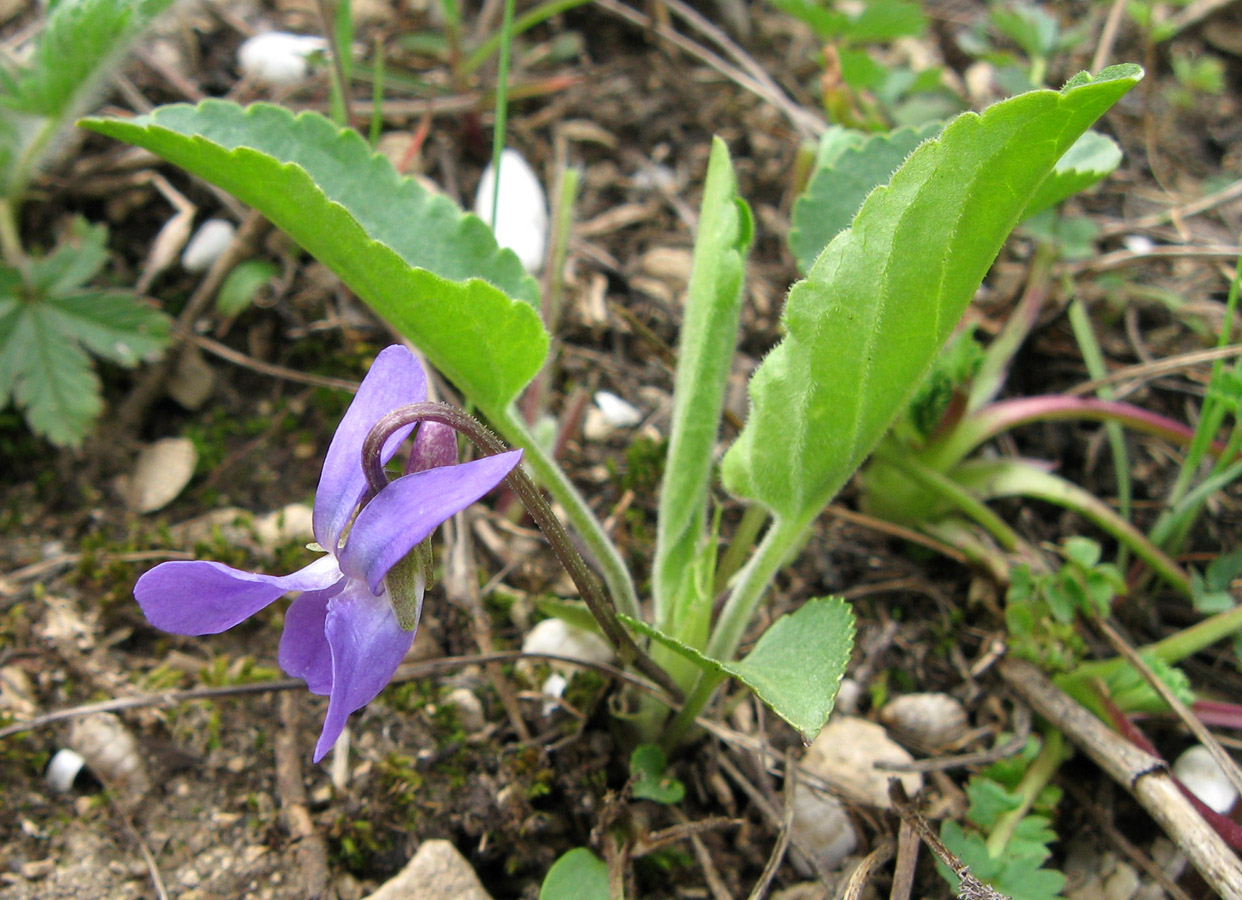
[27,217,110,293]
[722,66,1142,525]
[1022,130,1123,218]
[629,744,686,804]
[624,597,854,742]
[539,848,609,900]
[790,123,940,274]
[0,287,168,445]
[216,259,279,317]
[653,137,752,629]
[0,0,178,195]
[81,101,548,414]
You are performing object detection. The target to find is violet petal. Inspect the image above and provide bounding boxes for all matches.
[313,345,426,550]
[135,554,342,635]
[278,586,344,694]
[313,583,414,762]
[338,450,523,593]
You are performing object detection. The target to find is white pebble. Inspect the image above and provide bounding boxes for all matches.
[181,219,235,272]
[237,32,328,88]
[521,619,615,679]
[789,781,857,875]
[1123,234,1155,255]
[473,148,548,274]
[879,692,969,750]
[45,749,86,793]
[594,391,642,428]
[1173,745,1239,814]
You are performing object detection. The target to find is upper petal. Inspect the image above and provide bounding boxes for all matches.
[135,554,343,635]
[314,345,427,550]
[337,449,522,593]
[278,586,341,694]
[313,582,414,762]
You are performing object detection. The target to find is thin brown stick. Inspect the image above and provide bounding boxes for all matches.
[443,514,532,742]
[1100,178,1242,235]
[1066,344,1242,398]
[592,0,824,139]
[1094,618,1242,802]
[840,837,895,900]
[363,403,683,701]
[0,650,676,741]
[888,782,1010,900]
[673,807,736,900]
[119,210,269,426]
[1090,0,1129,73]
[1070,243,1241,275]
[998,657,1242,898]
[889,816,919,900]
[276,693,335,900]
[187,332,360,392]
[745,747,797,900]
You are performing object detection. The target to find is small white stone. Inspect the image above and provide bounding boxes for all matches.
[803,716,921,808]
[444,688,486,733]
[45,749,86,793]
[789,781,857,876]
[237,32,328,88]
[252,503,315,550]
[473,148,548,274]
[181,219,235,272]
[520,618,615,692]
[1123,234,1155,255]
[124,437,199,514]
[1173,745,1239,814]
[594,391,642,428]
[879,692,969,750]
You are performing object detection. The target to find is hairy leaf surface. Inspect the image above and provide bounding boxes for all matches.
[722,67,1142,525]
[82,102,547,413]
[653,137,752,628]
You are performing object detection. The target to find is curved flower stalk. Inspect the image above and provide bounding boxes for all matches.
[135,346,521,761]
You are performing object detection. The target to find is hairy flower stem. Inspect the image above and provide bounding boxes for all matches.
[363,402,683,702]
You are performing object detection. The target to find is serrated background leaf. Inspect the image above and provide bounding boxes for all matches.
[1022,130,1123,218]
[789,122,941,274]
[653,137,752,627]
[0,299,101,446]
[82,102,548,413]
[625,596,854,741]
[0,0,177,195]
[723,67,1142,525]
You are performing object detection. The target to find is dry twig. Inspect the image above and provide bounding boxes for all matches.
[998,657,1242,897]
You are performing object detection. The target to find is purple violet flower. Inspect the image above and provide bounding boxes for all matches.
[135,346,521,761]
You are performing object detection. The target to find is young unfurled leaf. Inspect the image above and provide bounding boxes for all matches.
[789,122,940,274]
[723,67,1142,527]
[629,744,686,804]
[0,0,178,196]
[653,137,752,632]
[539,848,609,900]
[624,597,854,742]
[81,102,548,415]
[216,259,279,317]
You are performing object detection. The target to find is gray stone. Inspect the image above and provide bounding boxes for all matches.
[363,840,492,900]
